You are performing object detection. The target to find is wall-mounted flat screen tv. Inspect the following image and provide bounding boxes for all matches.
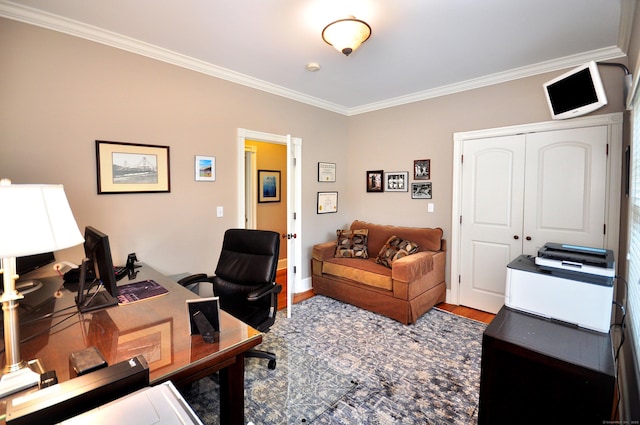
[543,61,608,120]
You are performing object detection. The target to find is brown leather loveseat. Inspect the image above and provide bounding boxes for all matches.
[311,220,446,324]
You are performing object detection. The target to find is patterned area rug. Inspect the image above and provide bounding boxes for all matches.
[181,296,487,424]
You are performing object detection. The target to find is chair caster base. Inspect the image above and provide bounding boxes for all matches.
[268,360,276,370]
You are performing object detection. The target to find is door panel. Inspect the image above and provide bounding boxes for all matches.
[523,126,607,254]
[459,135,525,312]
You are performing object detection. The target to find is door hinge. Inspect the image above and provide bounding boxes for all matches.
[459,215,462,224]
[293,157,297,166]
[606,144,609,156]
[458,275,461,283]
[603,223,606,235]
[293,266,297,274]
[293,212,297,220]
[461,154,464,164]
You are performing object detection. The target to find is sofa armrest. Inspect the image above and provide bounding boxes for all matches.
[312,241,336,261]
[391,251,436,283]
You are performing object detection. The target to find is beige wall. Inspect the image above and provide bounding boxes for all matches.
[0,18,628,289]
[0,18,349,277]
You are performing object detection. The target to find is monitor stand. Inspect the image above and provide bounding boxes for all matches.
[75,258,118,313]
[76,291,118,313]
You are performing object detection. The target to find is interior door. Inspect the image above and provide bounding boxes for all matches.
[459,135,526,313]
[286,135,302,318]
[522,126,608,253]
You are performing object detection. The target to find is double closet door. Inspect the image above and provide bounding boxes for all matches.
[457,123,614,314]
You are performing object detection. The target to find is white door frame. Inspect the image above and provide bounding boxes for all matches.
[244,145,258,229]
[237,128,302,318]
[450,112,623,306]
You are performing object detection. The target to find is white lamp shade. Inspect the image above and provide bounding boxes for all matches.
[0,183,84,258]
[322,17,371,56]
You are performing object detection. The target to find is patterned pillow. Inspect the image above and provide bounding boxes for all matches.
[375,235,420,268]
[334,229,369,258]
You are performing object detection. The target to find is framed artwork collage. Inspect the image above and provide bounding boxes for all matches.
[367,159,432,199]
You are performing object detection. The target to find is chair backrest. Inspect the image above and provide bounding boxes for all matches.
[214,229,280,285]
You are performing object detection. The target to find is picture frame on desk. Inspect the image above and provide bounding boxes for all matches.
[114,318,173,368]
[96,140,171,194]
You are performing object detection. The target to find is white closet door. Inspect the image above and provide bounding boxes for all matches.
[523,126,608,254]
[459,135,526,313]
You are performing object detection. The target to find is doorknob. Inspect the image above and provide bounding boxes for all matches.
[526,236,532,241]
[513,235,519,240]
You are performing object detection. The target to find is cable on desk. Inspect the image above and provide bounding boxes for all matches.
[610,275,629,421]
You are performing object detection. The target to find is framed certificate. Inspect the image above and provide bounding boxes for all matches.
[317,191,338,214]
[318,162,336,182]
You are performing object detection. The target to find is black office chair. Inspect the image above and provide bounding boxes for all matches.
[179,228,282,369]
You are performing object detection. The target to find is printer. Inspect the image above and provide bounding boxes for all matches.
[534,242,615,277]
[505,243,615,333]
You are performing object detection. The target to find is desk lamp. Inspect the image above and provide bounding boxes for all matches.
[0,179,84,397]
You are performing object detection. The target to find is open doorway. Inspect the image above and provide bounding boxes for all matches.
[244,139,288,269]
[236,129,302,318]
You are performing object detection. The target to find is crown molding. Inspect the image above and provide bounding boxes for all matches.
[0,1,350,115]
[0,1,627,117]
[347,46,626,116]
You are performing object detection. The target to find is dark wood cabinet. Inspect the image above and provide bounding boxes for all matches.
[478,307,616,424]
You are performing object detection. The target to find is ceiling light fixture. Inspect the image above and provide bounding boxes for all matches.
[322,16,371,56]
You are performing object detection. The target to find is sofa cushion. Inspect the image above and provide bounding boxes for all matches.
[335,229,369,259]
[350,220,443,255]
[375,236,420,268]
[322,258,392,290]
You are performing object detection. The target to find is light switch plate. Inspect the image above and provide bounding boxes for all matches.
[216,206,223,217]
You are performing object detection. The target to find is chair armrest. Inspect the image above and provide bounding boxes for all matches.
[247,283,282,302]
[312,241,336,261]
[391,251,436,283]
[177,273,212,287]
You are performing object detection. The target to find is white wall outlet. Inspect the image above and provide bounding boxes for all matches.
[428,203,434,213]
[216,206,223,217]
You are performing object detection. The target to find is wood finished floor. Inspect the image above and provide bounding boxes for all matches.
[276,269,495,325]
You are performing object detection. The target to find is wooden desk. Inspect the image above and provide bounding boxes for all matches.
[1,264,262,424]
[478,306,615,424]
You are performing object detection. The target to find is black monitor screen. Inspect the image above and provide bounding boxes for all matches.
[16,252,55,276]
[547,68,598,115]
[79,226,119,312]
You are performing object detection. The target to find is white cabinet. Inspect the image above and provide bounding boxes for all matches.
[452,113,622,313]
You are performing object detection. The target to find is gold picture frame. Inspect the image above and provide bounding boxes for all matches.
[115,318,173,369]
[96,140,170,194]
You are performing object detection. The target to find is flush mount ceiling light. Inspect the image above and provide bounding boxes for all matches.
[322,16,371,56]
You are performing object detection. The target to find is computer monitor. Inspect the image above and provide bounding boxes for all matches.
[76,226,119,312]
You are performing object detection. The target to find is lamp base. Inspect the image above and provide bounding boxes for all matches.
[0,359,45,398]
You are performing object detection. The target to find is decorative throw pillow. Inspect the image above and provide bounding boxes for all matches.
[334,229,369,258]
[375,235,420,268]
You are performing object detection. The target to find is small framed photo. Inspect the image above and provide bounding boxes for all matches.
[195,156,215,181]
[384,171,409,192]
[96,140,170,194]
[366,170,384,192]
[186,297,221,340]
[317,191,338,214]
[412,182,432,199]
[258,170,281,203]
[414,159,431,180]
[318,162,336,182]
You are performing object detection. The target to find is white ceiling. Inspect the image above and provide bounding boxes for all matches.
[0,0,630,115]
